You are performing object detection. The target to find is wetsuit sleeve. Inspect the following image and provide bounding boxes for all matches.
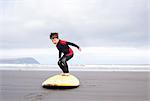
[59,51,62,58]
[67,41,80,49]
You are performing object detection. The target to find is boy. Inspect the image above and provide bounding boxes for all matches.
[50,32,81,76]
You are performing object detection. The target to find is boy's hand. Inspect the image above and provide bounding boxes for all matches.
[78,48,81,52]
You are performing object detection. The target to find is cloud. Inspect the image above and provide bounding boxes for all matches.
[0,0,148,49]
[0,47,149,64]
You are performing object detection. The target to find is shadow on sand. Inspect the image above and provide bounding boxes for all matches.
[42,85,79,90]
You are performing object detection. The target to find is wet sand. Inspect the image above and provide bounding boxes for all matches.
[0,71,149,101]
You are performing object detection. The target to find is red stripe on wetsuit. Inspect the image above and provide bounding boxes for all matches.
[66,48,73,56]
[57,40,74,56]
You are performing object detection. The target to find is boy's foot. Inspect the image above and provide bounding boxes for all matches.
[60,73,70,76]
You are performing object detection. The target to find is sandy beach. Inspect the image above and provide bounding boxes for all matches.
[0,70,149,101]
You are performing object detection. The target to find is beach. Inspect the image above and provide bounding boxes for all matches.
[0,70,149,101]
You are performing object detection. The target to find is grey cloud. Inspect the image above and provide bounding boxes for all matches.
[0,0,148,49]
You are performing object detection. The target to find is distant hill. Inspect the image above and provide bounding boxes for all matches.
[0,57,40,64]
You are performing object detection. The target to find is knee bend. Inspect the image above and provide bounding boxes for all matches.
[58,60,65,66]
[58,60,61,65]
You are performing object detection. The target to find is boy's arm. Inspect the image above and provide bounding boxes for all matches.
[59,51,62,58]
[67,41,80,49]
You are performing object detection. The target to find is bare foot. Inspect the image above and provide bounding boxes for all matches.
[61,73,70,76]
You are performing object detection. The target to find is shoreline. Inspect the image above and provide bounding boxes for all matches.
[0,64,150,71]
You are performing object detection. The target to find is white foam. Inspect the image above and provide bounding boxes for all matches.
[0,64,150,72]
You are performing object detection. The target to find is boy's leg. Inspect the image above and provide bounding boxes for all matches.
[58,54,73,73]
[58,55,69,73]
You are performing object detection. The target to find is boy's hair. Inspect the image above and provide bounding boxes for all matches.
[50,32,59,39]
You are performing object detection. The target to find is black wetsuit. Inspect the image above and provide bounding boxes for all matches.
[56,40,80,73]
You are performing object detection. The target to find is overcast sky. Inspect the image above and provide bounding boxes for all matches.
[0,0,149,65]
[0,0,149,49]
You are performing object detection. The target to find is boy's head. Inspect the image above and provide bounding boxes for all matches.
[50,32,59,44]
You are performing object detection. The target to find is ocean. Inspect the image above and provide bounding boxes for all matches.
[0,64,150,71]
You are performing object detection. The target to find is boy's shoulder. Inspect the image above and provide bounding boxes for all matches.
[60,39,67,45]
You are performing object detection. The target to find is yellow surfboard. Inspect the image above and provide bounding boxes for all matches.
[42,74,80,88]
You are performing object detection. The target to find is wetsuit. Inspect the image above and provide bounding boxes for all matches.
[56,40,80,73]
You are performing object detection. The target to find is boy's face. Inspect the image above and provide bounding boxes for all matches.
[51,38,59,44]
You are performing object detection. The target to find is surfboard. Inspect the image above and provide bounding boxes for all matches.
[42,74,80,88]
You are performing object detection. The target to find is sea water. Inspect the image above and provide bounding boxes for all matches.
[0,64,150,71]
